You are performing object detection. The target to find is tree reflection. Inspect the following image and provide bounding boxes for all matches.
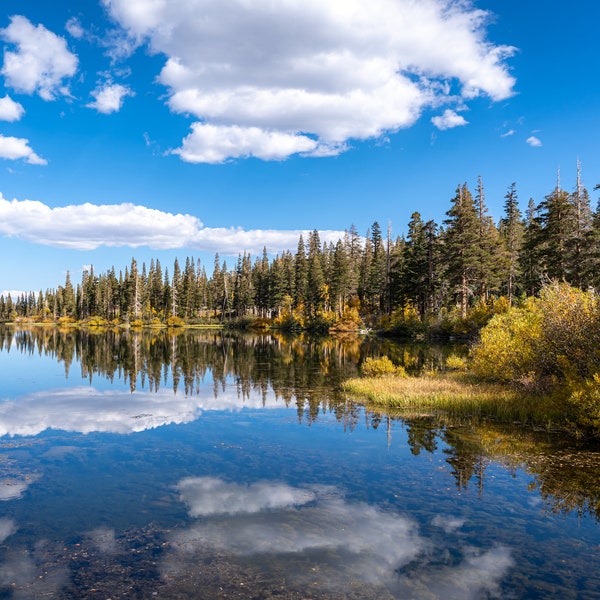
[374,411,600,522]
[6,325,600,523]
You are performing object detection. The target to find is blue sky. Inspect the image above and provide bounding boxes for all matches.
[0,0,599,294]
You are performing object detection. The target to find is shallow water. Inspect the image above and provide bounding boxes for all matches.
[1,327,600,598]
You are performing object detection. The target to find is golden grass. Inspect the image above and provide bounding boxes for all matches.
[342,373,565,427]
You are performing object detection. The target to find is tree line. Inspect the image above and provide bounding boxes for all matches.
[3,167,599,332]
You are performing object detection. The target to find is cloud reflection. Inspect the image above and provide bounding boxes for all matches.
[165,477,513,597]
[0,477,37,501]
[0,518,17,542]
[177,477,316,517]
[0,546,69,599]
[396,545,513,599]
[0,385,285,437]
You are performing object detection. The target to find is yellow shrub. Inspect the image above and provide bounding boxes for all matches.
[445,354,468,371]
[361,356,407,378]
[470,302,542,382]
[167,315,186,328]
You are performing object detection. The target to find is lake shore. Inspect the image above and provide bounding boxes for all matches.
[342,372,570,434]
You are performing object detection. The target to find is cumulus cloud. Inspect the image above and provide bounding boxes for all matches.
[431,109,469,131]
[164,477,513,596]
[527,135,542,147]
[104,0,516,162]
[0,385,287,437]
[0,135,46,165]
[87,82,134,114]
[0,194,346,254]
[173,123,320,163]
[0,15,78,100]
[0,95,24,121]
[65,17,85,39]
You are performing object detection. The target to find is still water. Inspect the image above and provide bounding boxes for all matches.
[1,326,600,599]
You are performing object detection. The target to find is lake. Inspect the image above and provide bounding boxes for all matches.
[1,326,600,599]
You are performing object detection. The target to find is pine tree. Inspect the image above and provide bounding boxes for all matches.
[498,183,524,303]
[233,252,253,316]
[368,222,387,312]
[443,184,481,318]
[402,212,429,316]
[60,271,76,318]
[568,160,593,287]
[538,184,577,281]
[306,230,325,316]
[473,177,504,301]
[171,258,181,317]
[330,239,350,314]
[294,235,308,308]
[521,198,544,295]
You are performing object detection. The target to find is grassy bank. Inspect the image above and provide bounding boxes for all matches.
[342,372,566,431]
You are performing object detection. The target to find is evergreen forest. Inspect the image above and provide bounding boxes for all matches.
[3,171,600,336]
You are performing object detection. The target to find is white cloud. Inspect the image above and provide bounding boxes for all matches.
[501,129,515,137]
[0,15,78,100]
[65,17,85,39]
[1,290,26,299]
[526,135,542,147]
[0,95,24,121]
[87,82,134,114]
[104,0,516,162]
[431,109,469,131]
[0,135,46,165]
[173,123,320,164]
[0,194,346,254]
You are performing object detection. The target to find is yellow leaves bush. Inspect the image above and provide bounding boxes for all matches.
[166,315,186,328]
[445,354,468,371]
[472,283,600,388]
[361,356,407,378]
[471,298,541,383]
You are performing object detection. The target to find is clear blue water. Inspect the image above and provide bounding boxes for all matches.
[1,327,600,598]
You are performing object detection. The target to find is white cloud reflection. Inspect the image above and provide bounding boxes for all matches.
[164,477,514,596]
[0,385,285,437]
[177,477,317,517]
[0,519,17,542]
[0,477,37,501]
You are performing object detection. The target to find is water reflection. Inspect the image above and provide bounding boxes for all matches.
[378,413,600,522]
[0,386,287,437]
[2,326,600,597]
[165,476,513,599]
